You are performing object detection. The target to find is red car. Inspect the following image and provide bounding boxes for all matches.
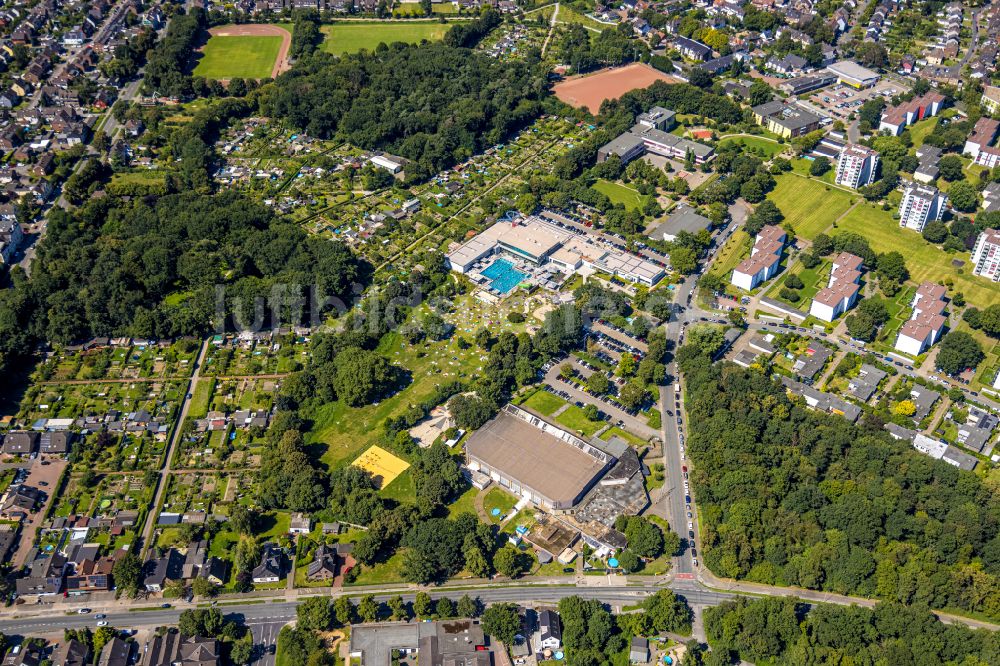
[682,465,688,473]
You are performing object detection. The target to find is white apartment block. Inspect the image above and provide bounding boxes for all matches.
[730,225,787,291]
[894,282,947,356]
[971,230,1000,282]
[898,184,946,232]
[809,252,863,321]
[835,144,879,189]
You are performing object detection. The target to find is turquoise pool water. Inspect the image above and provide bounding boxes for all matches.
[482,258,527,294]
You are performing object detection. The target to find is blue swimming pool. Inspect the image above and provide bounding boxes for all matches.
[482,258,527,294]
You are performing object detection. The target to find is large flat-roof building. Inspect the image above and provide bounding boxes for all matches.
[827,60,880,88]
[750,100,822,138]
[465,406,614,511]
[447,215,665,287]
[597,107,715,166]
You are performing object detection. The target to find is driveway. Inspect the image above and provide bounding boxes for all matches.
[12,458,68,568]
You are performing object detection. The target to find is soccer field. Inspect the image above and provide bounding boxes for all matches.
[320,22,451,55]
[193,35,283,79]
[768,174,856,239]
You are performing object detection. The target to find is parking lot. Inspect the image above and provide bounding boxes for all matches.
[808,79,911,121]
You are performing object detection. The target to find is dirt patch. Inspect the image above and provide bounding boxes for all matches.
[553,63,681,115]
[206,23,292,79]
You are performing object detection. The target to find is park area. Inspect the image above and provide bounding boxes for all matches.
[193,25,291,79]
[768,172,856,239]
[553,63,680,115]
[320,21,451,55]
[592,179,648,211]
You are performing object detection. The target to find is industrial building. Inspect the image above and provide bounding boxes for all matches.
[898,184,946,232]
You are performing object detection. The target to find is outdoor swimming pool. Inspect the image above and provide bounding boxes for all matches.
[482,258,527,294]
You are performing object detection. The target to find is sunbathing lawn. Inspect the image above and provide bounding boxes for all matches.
[484,487,519,523]
[835,204,998,309]
[599,425,648,447]
[769,173,855,239]
[592,179,648,211]
[320,22,450,55]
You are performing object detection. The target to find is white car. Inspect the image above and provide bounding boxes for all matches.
[96,620,108,627]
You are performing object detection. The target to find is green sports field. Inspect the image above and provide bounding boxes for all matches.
[320,22,451,55]
[768,173,856,239]
[193,35,283,79]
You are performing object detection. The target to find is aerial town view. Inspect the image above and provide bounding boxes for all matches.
[0,0,999,662]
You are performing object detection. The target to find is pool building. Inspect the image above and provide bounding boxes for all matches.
[447,214,665,288]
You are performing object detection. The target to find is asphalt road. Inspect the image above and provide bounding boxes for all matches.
[0,585,733,638]
[248,620,286,666]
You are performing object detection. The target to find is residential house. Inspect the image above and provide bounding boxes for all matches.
[898,184,946,232]
[97,638,131,666]
[971,230,1000,281]
[251,542,284,583]
[835,144,879,189]
[306,544,340,581]
[895,282,947,356]
[289,513,311,535]
[144,548,184,592]
[16,552,67,595]
[50,640,88,666]
[674,36,712,60]
[143,634,220,666]
[538,610,562,650]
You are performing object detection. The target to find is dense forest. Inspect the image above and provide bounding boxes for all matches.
[704,597,1000,665]
[0,191,362,370]
[143,6,206,98]
[261,39,549,180]
[677,346,1000,619]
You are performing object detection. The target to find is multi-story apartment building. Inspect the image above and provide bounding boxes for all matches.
[971,230,1000,281]
[898,184,946,232]
[835,144,879,189]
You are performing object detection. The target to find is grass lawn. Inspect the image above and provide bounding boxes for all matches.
[380,467,416,504]
[446,485,479,518]
[718,135,784,158]
[320,22,450,55]
[255,511,291,541]
[193,35,282,79]
[483,487,519,522]
[188,378,215,419]
[522,389,567,416]
[550,4,609,30]
[835,204,998,309]
[592,179,648,211]
[599,425,647,447]
[305,329,482,469]
[767,259,828,306]
[769,173,856,239]
[555,404,605,436]
[350,550,408,585]
[708,229,751,280]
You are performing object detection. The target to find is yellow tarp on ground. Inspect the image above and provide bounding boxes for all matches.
[352,445,410,488]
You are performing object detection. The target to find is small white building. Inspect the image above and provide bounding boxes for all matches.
[731,225,786,291]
